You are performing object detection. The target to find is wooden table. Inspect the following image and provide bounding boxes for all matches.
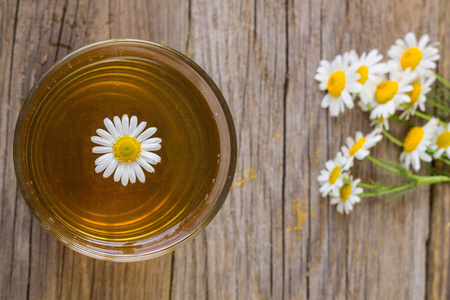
[1,0,449,299]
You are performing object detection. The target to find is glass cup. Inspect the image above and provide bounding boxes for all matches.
[13,40,237,261]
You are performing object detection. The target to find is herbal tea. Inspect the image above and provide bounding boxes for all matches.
[25,43,221,245]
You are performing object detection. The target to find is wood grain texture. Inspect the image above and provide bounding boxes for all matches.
[0,0,448,299]
[427,0,450,298]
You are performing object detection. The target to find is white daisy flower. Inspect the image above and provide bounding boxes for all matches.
[317,152,348,197]
[430,122,450,159]
[399,73,435,120]
[341,128,383,169]
[329,174,363,214]
[387,32,439,75]
[315,54,362,116]
[349,49,387,108]
[399,118,438,171]
[369,69,414,120]
[91,114,162,186]
[370,116,390,131]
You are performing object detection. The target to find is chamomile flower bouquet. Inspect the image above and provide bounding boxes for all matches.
[316,32,450,214]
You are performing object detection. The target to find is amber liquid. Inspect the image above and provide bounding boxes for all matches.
[27,45,221,244]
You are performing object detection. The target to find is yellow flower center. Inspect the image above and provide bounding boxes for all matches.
[340,183,352,202]
[407,82,422,106]
[403,126,424,153]
[349,137,367,157]
[356,65,369,84]
[327,70,346,97]
[328,166,341,184]
[400,47,422,70]
[375,81,399,104]
[113,135,141,163]
[436,131,450,149]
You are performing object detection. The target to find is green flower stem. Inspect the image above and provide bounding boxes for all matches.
[389,114,413,127]
[426,99,450,113]
[401,104,448,127]
[357,182,384,189]
[435,74,450,89]
[416,175,450,186]
[367,155,402,175]
[360,182,415,198]
[360,175,450,198]
[382,129,403,147]
[344,178,382,189]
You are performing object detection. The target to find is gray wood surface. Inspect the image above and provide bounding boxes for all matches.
[0,0,448,299]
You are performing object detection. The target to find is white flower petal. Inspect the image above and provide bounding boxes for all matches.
[325,160,334,171]
[95,129,115,143]
[405,32,417,47]
[93,146,113,154]
[141,151,161,164]
[137,157,155,173]
[96,129,116,143]
[412,153,421,171]
[141,143,162,151]
[104,118,120,139]
[418,34,430,49]
[404,153,411,170]
[95,159,111,173]
[434,149,444,159]
[341,91,354,109]
[95,153,115,165]
[114,163,125,182]
[131,121,147,137]
[129,116,138,134]
[420,60,436,69]
[346,82,361,93]
[141,138,162,145]
[114,116,124,136]
[129,165,136,184]
[103,159,119,178]
[91,136,113,146]
[122,114,129,136]
[132,162,146,183]
[321,93,332,108]
[137,127,157,142]
[121,165,129,186]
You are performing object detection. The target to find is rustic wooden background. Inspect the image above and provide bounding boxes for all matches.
[1,0,449,299]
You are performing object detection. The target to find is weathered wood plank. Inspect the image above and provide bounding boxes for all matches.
[170,1,286,299]
[0,0,23,298]
[1,0,67,299]
[427,0,450,297]
[0,0,188,299]
[285,0,439,299]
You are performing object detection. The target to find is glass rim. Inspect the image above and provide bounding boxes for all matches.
[13,39,237,261]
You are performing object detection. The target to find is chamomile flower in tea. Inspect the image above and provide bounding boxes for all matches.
[91,114,162,186]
